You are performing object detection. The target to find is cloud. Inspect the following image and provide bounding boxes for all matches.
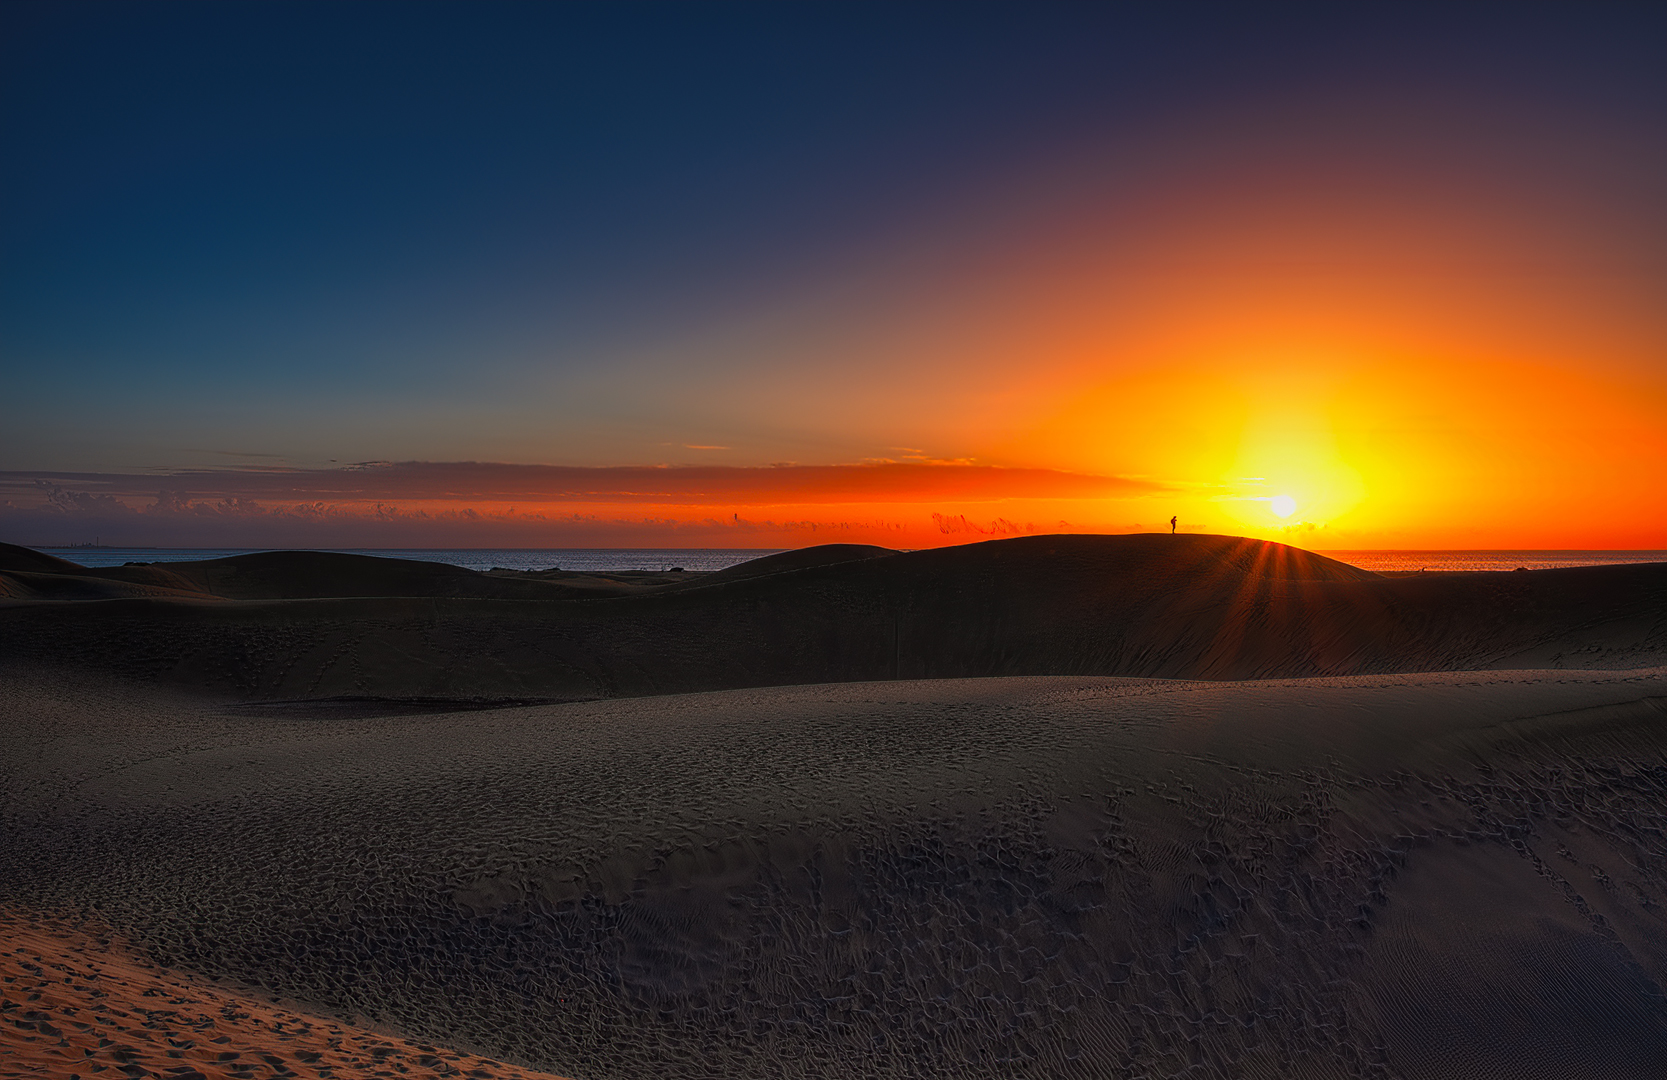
[0,462,1169,549]
[1,461,1165,509]
[930,513,1033,537]
[35,481,128,516]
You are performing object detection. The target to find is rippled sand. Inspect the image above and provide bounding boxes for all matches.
[0,907,569,1079]
[5,667,1666,1079]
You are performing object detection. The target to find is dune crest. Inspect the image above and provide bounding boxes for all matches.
[2,535,1663,701]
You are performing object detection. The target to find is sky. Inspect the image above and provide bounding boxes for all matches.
[2,2,1664,550]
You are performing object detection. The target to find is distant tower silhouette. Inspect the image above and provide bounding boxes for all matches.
[1170,516,1177,535]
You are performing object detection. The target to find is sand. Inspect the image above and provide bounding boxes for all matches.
[3,536,1666,1078]
[0,908,570,1079]
[5,667,1667,1079]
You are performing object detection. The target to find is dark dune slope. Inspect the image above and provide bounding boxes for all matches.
[0,541,705,602]
[695,542,897,584]
[0,569,210,602]
[88,549,678,601]
[5,670,1666,1080]
[0,534,1662,700]
[0,541,87,575]
[0,544,214,601]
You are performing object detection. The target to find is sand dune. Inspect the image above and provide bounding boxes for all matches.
[2,535,1664,700]
[3,668,1665,1079]
[3,537,1666,1078]
[0,543,692,603]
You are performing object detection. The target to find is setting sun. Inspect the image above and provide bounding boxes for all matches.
[1,5,1661,556]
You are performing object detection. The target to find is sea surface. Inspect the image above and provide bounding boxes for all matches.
[34,546,1667,574]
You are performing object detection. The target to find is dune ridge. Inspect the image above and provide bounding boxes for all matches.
[2,535,1663,701]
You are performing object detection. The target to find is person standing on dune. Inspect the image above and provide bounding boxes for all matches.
[1170,516,1177,534]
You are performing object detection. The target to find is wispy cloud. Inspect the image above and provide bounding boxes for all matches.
[0,462,1170,548]
[1,461,1165,509]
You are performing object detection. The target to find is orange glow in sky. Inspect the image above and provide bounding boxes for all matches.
[606,138,1666,549]
[5,8,1663,551]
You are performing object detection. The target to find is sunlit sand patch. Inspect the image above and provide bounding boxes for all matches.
[0,908,569,1080]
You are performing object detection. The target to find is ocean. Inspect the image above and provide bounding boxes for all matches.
[34,545,1667,574]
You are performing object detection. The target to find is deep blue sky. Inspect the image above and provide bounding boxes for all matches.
[2,2,1664,548]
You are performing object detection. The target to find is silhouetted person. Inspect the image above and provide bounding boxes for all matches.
[1170,515,1177,535]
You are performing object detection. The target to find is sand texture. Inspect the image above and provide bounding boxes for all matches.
[4,536,1666,1078]
[3,536,1664,701]
[0,907,570,1079]
[5,665,1667,1079]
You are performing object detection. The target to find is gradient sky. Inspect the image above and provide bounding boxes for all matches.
[3,2,1664,549]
